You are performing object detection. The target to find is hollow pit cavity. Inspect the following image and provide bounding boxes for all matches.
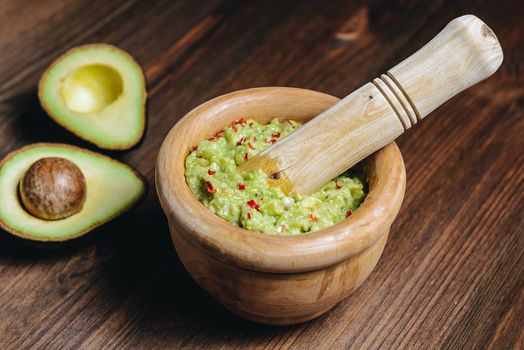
[60,64,123,113]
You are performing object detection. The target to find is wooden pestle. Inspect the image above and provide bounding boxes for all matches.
[240,15,503,195]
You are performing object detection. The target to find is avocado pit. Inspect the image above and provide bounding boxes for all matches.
[60,64,123,113]
[19,157,86,220]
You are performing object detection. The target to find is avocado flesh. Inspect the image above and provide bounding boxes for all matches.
[39,44,146,150]
[0,144,146,241]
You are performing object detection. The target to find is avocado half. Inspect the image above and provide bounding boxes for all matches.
[0,144,147,242]
[38,44,146,150]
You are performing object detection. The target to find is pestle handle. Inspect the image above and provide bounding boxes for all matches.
[387,14,503,121]
[241,15,503,195]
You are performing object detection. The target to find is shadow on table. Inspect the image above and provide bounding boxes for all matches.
[101,195,303,342]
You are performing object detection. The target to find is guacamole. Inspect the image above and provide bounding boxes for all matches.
[185,118,367,235]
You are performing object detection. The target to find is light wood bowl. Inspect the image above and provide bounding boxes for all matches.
[156,87,406,325]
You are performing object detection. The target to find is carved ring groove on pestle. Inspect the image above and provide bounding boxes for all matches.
[385,72,421,123]
[372,74,421,131]
[372,77,412,130]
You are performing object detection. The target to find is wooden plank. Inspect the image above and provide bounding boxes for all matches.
[0,0,523,349]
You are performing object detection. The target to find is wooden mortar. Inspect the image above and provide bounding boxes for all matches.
[156,88,405,325]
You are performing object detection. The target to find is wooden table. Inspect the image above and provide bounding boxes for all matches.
[1,0,523,349]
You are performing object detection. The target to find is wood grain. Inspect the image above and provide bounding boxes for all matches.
[0,0,523,349]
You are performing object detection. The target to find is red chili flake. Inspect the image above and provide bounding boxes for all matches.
[336,182,341,190]
[249,122,254,126]
[231,118,246,132]
[238,183,246,190]
[244,152,248,161]
[214,131,223,138]
[205,181,216,193]
[207,137,215,141]
[308,213,319,222]
[272,132,281,138]
[247,213,253,219]
[208,170,216,175]
[236,137,246,145]
[346,210,352,217]
[247,200,260,211]
[253,137,257,141]
[248,142,256,150]
[268,139,277,144]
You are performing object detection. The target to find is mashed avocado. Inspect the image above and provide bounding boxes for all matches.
[185,118,367,235]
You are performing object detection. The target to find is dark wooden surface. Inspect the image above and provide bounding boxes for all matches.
[0,0,523,349]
